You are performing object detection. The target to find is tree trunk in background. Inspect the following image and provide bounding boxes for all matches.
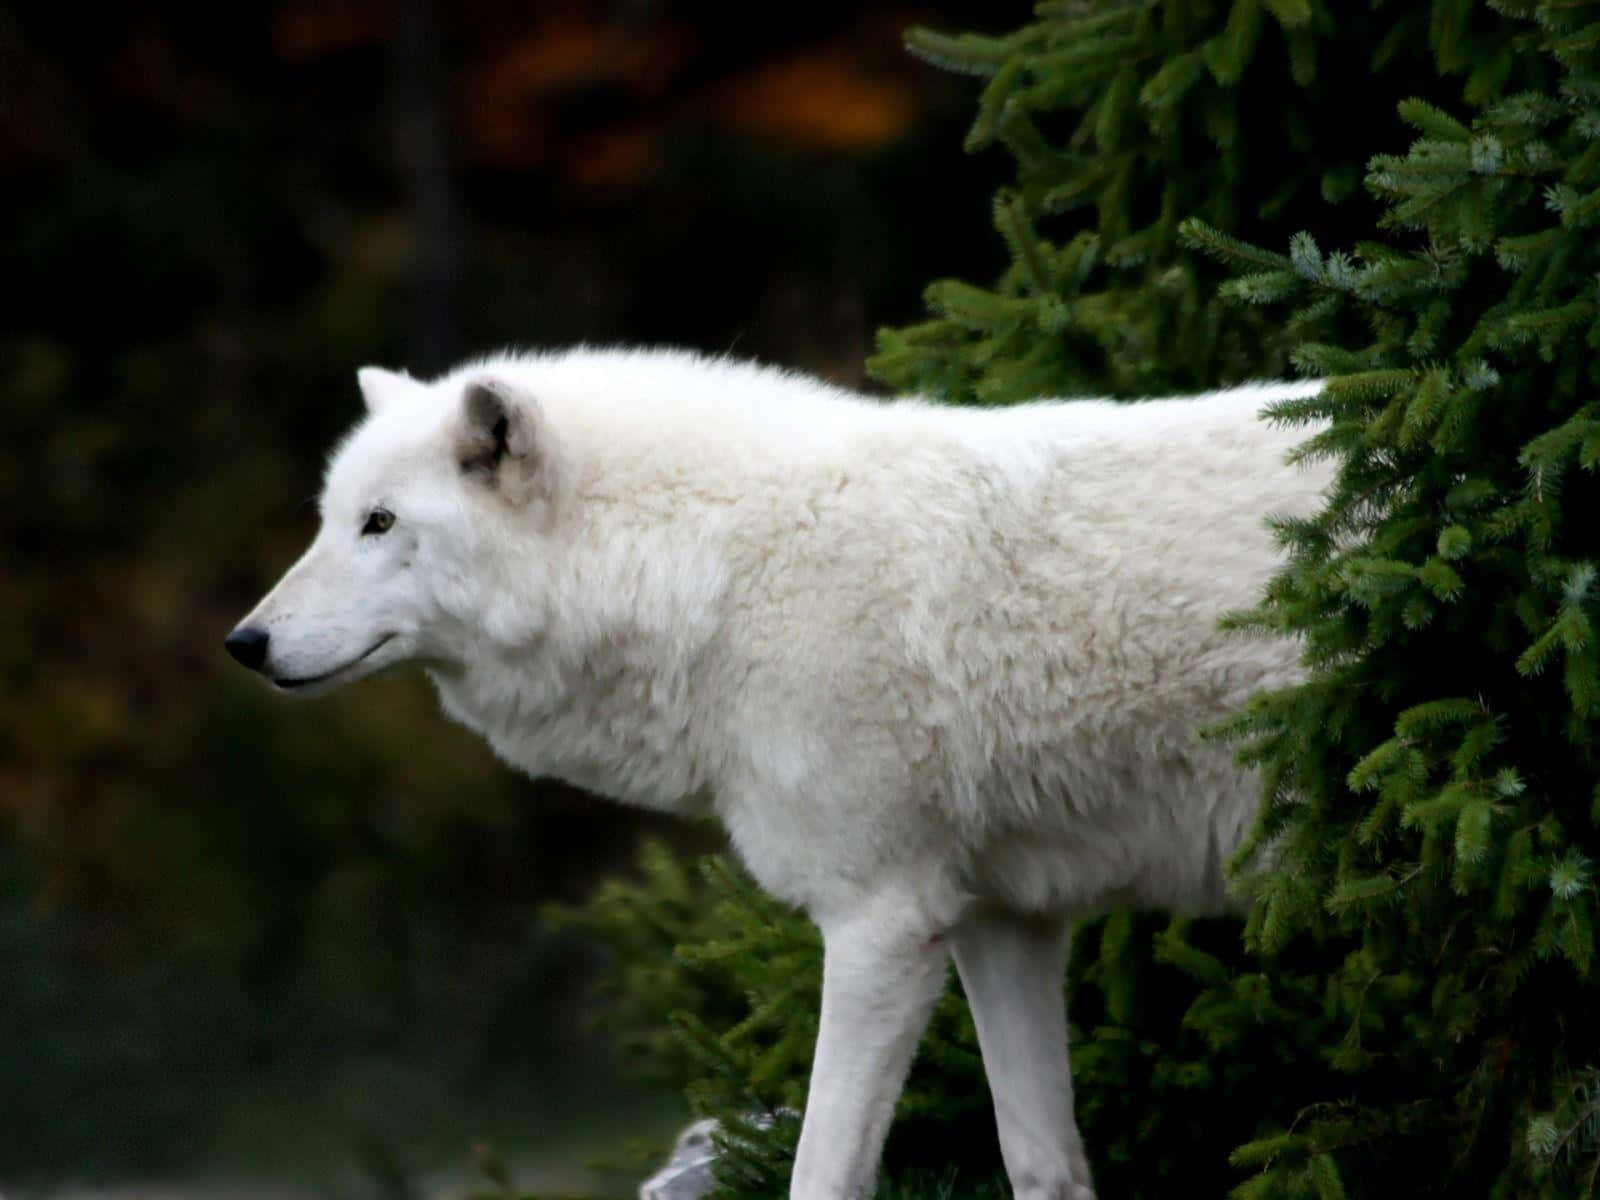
[389,0,462,375]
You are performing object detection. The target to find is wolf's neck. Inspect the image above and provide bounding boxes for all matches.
[429,508,729,815]
[429,640,713,815]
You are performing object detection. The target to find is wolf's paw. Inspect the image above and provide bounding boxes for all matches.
[1014,1183,1095,1200]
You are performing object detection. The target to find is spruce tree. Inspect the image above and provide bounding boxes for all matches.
[869,0,1510,405]
[1183,1,1600,1193]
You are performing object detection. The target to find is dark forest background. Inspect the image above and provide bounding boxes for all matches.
[0,2,1008,1192]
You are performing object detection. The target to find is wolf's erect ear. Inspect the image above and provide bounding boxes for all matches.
[357,366,423,413]
[457,377,558,507]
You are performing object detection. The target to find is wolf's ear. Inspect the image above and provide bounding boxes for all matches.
[357,366,422,413]
[457,377,558,507]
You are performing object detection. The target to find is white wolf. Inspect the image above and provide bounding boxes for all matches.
[226,348,1328,1200]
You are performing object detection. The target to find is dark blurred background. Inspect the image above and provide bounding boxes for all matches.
[0,1,1009,1194]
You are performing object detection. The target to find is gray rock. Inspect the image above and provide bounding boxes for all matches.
[638,1117,721,1200]
[638,1111,797,1200]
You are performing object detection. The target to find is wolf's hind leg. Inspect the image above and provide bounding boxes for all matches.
[952,910,1094,1200]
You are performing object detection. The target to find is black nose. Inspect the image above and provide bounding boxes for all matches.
[224,626,270,672]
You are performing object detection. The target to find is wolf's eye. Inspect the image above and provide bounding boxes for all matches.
[361,507,395,536]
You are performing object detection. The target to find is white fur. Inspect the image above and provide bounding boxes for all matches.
[232,347,1330,1199]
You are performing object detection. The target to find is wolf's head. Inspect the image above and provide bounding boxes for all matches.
[225,366,561,695]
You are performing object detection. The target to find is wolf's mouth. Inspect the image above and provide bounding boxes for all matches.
[273,634,396,690]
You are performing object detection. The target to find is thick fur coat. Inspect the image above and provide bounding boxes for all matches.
[229,349,1330,1200]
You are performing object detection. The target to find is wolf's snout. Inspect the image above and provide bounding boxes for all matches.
[224,626,270,672]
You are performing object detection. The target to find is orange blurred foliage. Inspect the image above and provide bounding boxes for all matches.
[708,49,918,151]
[267,4,934,184]
[273,0,389,61]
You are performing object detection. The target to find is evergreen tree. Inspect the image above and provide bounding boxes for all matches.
[1184,0,1600,1193]
[869,0,1511,404]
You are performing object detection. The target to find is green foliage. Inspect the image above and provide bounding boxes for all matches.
[870,0,1512,404]
[455,1141,628,1200]
[1183,1,1600,1193]
[547,845,1004,1196]
[553,844,1354,1197]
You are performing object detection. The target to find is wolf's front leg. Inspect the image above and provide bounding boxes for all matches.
[952,910,1094,1200]
[789,898,950,1200]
